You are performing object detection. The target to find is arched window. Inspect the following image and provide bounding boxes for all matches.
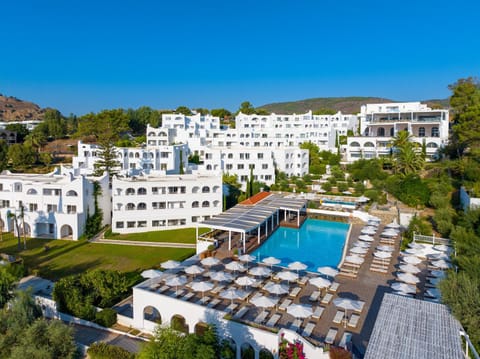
[202,186,210,193]
[364,142,375,147]
[192,201,199,208]
[126,203,135,210]
[138,187,147,195]
[390,127,394,136]
[350,142,360,147]
[138,203,147,210]
[129,152,133,158]
[27,188,37,195]
[426,142,438,148]
[66,190,78,197]
[212,186,220,193]
[206,164,212,170]
[135,153,140,158]
[126,188,135,195]
[431,127,439,137]
[202,201,210,207]
[213,200,220,207]
[377,127,385,136]
[192,186,200,194]
[148,132,156,137]
[159,131,167,136]
[418,127,425,137]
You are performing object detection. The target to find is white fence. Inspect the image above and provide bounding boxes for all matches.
[413,233,450,246]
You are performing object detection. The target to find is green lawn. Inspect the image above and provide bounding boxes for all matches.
[0,233,194,281]
[104,227,210,243]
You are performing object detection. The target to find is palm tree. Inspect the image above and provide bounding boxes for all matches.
[390,130,425,176]
[19,204,27,249]
[7,212,21,250]
[391,130,413,149]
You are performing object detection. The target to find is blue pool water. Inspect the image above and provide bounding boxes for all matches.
[251,218,349,271]
[323,199,356,206]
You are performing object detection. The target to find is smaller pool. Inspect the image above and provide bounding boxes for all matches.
[322,199,356,206]
[251,218,349,271]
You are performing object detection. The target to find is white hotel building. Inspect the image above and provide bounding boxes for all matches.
[111,172,222,234]
[345,102,449,162]
[0,167,110,240]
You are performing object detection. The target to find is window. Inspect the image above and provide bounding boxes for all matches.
[418,127,425,137]
[168,186,186,194]
[27,188,37,195]
[126,203,135,210]
[262,164,268,169]
[138,221,147,228]
[152,187,165,195]
[228,153,233,159]
[240,175,248,182]
[152,202,166,209]
[202,201,210,207]
[192,201,199,208]
[152,220,166,227]
[138,203,147,210]
[29,203,38,211]
[126,188,135,195]
[257,153,263,159]
[127,221,136,228]
[66,205,76,214]
[0,200,9,208]
[116,222,124,229]
[237,164,244,170]
[431,127,439,137]
[191,216,198,223]
[226,164,233,170]
[377,127,385,136]
[47,204,57,213]
[66,190,78,196]
[138,187,147,195]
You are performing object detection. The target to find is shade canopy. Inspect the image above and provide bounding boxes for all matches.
[408,243,426,250]
[288,261,308,272]
[277,271,299,282]
[350,246,368,255]
[391,282,416,294]
[141,269,162,279]
[238,254,256,263]
[317,266,339,278]
[431,260,452,269]
[262,256,281,267]
[225,261,246,272]
[397,272,420,284]
[356,195,370,203]
[185,265,205,276]
[377,245,394,252]
[386,221,401,229]
[210,271,234,282]
[359,235,374,242]
[333,297,364,312]
[190,281,214,293]
[161,260,181,270]
[220,288,246,303]
[374,251,392,259]
[430,270,446,278]
[201,257,221,267]
[235,276,257,287]
[381,231,398,238]
[433,245,452,253]
[287,304,313,318]
[165,275,187,287]
[402,256,422,265]
[264,282,289,295]
[251,295,279,308]
[361,228,376,235]
[345,255,364,265]
[249,266,272,277]
[309,276,332,289]
[427,252,450,261]
[353,241,370,248]
[399,264,421,274]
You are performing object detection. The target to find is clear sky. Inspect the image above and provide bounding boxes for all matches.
[1,0,479,115]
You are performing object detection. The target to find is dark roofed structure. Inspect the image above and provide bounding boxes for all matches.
[364,293,464,359]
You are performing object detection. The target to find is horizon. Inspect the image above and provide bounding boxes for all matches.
[1,0,479,115]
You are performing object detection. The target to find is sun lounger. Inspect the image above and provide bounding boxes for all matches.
[233,306,249,320]
[312,306,325,319]
[353,301,365,313]
[197,296,211,305]
[157,285,169,293]
[325,328,338,344]
[301,322,315,337]
[182,292,195,301]
[309,290,321,301]
[321,293,333,305]
[329,282,340,292]
[278,298,292,311]
[207,298,221,308]
[289,287,301,298]
[250,292,262,302]
[290,318,302,333]
[170,289,185,298]
[333,310,344,324]
[266,313,281,327]
[297,276,309,285]
[338,332,352,349]
[348,313,360,328]
[226,303,238,313]
[210,285,225,294]
[254,310,269,324]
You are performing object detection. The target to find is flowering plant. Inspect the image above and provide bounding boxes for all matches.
[279,334,306,359]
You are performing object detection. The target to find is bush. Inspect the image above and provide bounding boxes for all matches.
[87,342,135,359]
[386,175,430,207]
[322,182,332,192]
[95,308,117,327]
[337,182,349,192]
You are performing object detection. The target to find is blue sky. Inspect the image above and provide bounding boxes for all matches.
[1,0,479,115]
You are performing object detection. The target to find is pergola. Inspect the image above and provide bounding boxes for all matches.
[198,193,307,253]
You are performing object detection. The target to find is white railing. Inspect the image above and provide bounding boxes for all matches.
[413,233,450,246]
[460,329,480,359]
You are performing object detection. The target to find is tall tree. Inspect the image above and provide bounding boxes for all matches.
[390,130,424,176]
[0,140,8,171]
[4,124,29,142]
[175,106,192,116]
[237,101,256,115]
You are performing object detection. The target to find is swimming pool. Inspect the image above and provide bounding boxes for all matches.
[322,199,356,206]
[251,218,349,271]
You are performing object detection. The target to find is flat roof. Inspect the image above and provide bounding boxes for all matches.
[364,293,463,359]
[200,193,307,232]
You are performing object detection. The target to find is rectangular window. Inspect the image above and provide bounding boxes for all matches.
[138,221,147,228]
[29,203,38,211]
[116,222,124,229]
[167,219,179,226]
[257,153,263,159]
[152,202,166,209]
[47,204,57,213]
[191,216,198,223]
[226,164,233,170]
[237,164,244,170]
[240,175,248,182]
[262,164,268,169]
[66,205,76,214]
[127,221,136,228]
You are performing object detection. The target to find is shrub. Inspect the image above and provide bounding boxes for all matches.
[87,342,135,359]
[337,182,349,192]
[322,182,332,192]
[95,308,117,327]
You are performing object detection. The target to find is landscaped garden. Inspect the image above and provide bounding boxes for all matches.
[104,227,209,243]
[0,233,194,280]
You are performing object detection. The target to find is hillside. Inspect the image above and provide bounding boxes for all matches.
[258,96,449,115]
[0,95,45,122]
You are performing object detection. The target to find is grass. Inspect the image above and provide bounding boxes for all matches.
[104,227,210,243]
[0,233,194,281]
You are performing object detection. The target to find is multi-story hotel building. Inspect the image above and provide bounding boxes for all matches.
[345,102,449,162]
[0,167,110,240]
[111,172,222,234]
